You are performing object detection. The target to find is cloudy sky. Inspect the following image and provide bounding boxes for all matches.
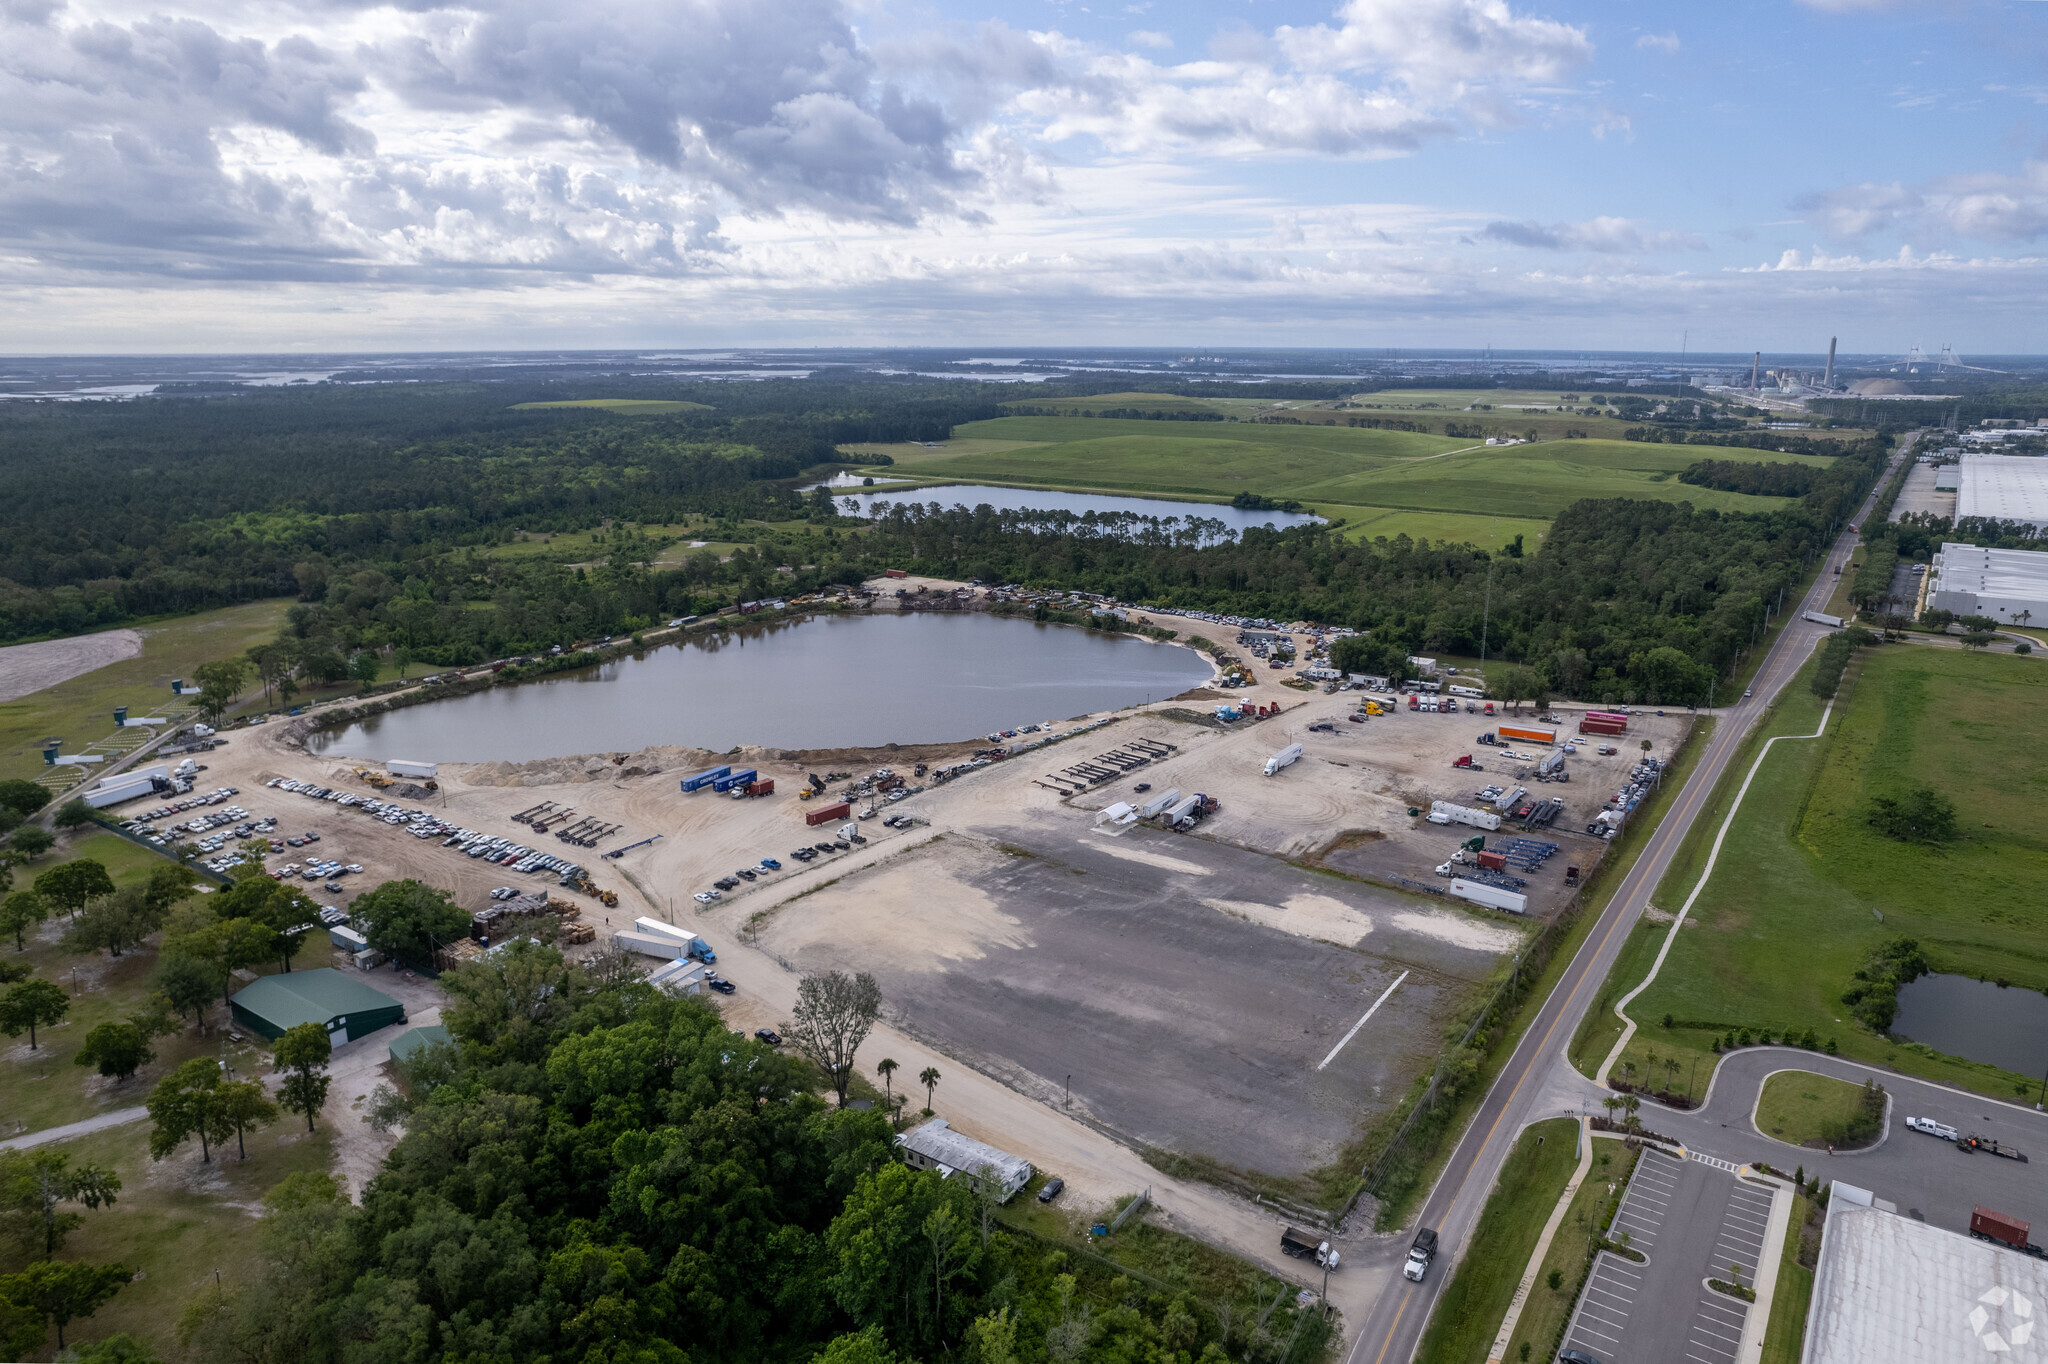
[4,0,2048,353]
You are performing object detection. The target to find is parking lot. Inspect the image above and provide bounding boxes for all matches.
[752,812,1523,1177]
[1563,1149,1779,1364]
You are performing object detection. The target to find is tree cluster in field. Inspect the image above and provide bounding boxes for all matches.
[1809,625,1877,699]
[1862,786,1959,846]
[1842,936,1931,1032]
[1821,1079,1889,1149]
[176,940,1330,1364]
[1677,459,1820,498]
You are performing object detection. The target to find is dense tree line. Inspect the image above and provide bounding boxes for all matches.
[176,942,1325,1364]
[0,380,1000,641]
[1678,460,1820,497]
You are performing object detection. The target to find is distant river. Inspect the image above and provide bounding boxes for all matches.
[307,613,1215,763]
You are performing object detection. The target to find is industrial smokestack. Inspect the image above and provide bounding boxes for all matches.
[1824,337,1837,390]
[1751,352,1760,391]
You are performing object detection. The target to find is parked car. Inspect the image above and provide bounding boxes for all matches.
[754,1028,782,1046]
[1557,1351,1604,1364]
[1037,1177,1065,1204]
[693,890,720,904]
[706,976,736,995]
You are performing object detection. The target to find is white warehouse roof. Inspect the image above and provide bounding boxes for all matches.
[1929,542,2048,624]
[1805,1187,2048,1364]
[1956,454,2048,529]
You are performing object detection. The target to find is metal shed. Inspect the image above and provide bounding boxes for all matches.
[230,968,406,1044]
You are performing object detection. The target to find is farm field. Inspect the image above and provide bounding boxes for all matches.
[845,418,1834,547]
[0,599,290,784]
[1572,645,2048,1102]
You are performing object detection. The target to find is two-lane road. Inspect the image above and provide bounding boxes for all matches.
[1347,454,1902,1364]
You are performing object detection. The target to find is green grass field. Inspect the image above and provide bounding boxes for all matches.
[1501,1139,1639,1364]
[1756,1072,1866,1145]
[0,600,290,784]
[1414,1118,1579,1364]
[508,398,711,413]
[9,1122,337,1357]
[846,418,1831,549]
[4,831,326,1137]
[1571,645,2048,1102]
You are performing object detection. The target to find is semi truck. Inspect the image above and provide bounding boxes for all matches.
[1803,610,1844,628]
[1279,1227,1341,1269]
[711,768,758,794]
[1449,878,1529,915]
[733,778,775,798]
[1402,1228,1438,1282]
[680,765,732,793]
[1263,743,1304,776]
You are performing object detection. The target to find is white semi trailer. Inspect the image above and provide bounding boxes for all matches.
[1264,743,1304,776]
[1449,879,1528,915]
[1429,800,1501,831]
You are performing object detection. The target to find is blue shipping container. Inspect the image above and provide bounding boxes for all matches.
[711,768,758,793]
[680,766,732,793]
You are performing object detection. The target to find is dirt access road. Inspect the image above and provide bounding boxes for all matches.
[0,628,143,704]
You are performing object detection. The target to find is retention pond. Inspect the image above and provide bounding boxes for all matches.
[308,613,1214,763]
[1891,973,2048,1076]
[815,481,1322,538]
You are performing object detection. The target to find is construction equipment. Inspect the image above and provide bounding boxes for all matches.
[355,767,394,790]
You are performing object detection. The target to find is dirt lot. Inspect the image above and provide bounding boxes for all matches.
[0,627,143,703]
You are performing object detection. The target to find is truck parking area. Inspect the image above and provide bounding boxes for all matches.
[748,817,1519,1175]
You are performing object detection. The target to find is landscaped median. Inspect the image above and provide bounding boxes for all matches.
[1570,644,2048,1104]
[1755,1071,1886,1149]
[1414,1123,1644,1364]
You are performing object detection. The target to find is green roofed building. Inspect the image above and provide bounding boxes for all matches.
[230,968,405,1044]
[388,1024,451,1064]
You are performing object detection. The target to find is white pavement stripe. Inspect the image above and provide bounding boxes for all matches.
[1316,970,1408,1071]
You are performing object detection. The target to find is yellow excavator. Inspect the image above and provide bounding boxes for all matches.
[355,767,393,789]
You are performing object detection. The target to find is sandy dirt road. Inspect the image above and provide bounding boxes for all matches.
[0,627,143,703]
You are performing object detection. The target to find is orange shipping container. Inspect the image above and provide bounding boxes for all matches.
[1497,725,1558,745]
[806,801,851,826]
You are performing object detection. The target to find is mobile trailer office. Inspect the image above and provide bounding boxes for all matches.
[386,760,439,780]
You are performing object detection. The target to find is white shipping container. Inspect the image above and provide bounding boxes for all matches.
[615,930,691,960]
[1449,879,1529,915]
[386,760,439,779]
[1429,800,1501,831]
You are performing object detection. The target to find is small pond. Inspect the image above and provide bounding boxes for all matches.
[815,482,1323,538]
[308,612,1214,764]
[1891,973,2048,1076]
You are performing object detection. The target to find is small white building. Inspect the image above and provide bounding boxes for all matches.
[896,1119,1033,1201]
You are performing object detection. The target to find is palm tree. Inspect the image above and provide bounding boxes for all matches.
[876,1057,898,1108]
[919,1065,940,1114]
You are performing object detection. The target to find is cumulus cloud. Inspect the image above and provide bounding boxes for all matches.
[1481,216,1703,252]
[1636,32,1679,52]
[1799,164,2048,243]
[1127,29,1171,49]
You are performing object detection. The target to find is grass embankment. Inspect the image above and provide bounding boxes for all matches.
[1571,645,2048,1103]
[0,600,290,783]
[1756,1072,1869,1145]
[1353,714,1715,1230]
[854,417,1827,552]
[1761,1194,1818,1364]
[3,831,324,1137]
[1500,1140,1640,1364]
[1414,1118,1579,1364]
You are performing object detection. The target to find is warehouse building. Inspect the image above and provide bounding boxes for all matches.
[1803,1183,2048,1363]
[1927,542,2048,625]
[1955,454,2048,530]
[230,968,405,1044]
[896,1119,1033,1201]
[388,1023,451,1064]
